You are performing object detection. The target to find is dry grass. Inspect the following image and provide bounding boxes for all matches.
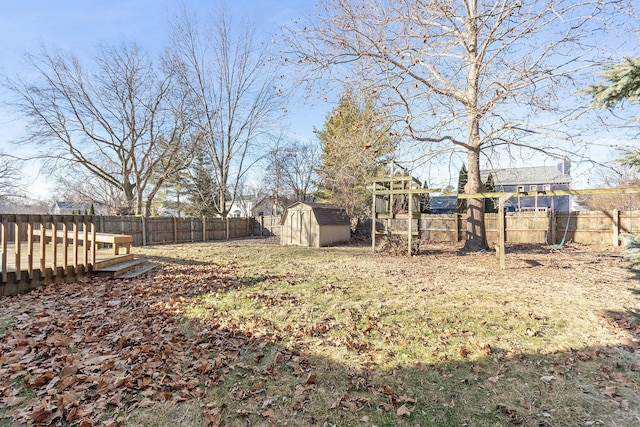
[2,238,640,426]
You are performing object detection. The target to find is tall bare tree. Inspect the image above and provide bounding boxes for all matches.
[5,43,191,216]
[284,0,635,250]
[170,7,283,217]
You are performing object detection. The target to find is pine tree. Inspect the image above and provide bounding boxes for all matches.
[455,165,468,214]
[587,57,640,169]
[185,155,219,217]
[316,90,393,218]
[484,173,497,213]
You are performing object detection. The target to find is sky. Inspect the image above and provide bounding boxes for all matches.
[0,0,330,200]
[0,1,638,202]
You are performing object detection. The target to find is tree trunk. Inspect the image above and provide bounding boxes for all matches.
[463,147,488,251]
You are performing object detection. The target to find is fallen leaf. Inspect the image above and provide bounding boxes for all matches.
[204,404,222,427]
[488,375,503,384]
[2,396,26,407]
[397,404,411,416]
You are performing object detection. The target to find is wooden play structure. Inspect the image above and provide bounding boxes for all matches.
[368,162,440,255]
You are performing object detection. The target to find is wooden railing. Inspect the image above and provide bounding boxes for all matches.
[1,214,99,295]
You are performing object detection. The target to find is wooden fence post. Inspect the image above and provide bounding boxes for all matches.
[141,216,147,246]
[27,221,34,278]
[613,209,620,247]
[73,219,79,271]
[173,217,178,244]
[1,218,7,283]
[14,219,21,275]
[83,217,89,267]
[39,220,46,273]
[91,221,97,266]
[51,218,58,271]
[62,221,69,270]
[202,217,207,242]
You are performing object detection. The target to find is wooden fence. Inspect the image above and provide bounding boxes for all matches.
[370,210,639,246]
[93,216,255,245]
[253,215,281,237]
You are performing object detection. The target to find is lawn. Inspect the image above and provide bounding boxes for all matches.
[1,238,639,426]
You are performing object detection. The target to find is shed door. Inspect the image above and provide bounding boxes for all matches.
[288,211,298,245]
[299,212,311,246]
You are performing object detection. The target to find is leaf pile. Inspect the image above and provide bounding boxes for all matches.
[0,266,254,425]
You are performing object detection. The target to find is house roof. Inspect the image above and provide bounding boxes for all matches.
[282,202,351,226]
[52,201,107,212]
[481,166,571,186]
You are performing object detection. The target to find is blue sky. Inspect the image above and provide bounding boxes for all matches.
[0,0,329,198]
[0,1,638,200]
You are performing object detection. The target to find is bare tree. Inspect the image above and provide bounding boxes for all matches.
[5,43,191,216]
[284,0,635,251]
[0,153,24,203]
[263,135,320,211]
[579,164,640,212]
[170,7,283,217]
[55,169,128,215]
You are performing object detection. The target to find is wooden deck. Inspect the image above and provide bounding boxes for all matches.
[1,215,137,296]
[1,242,133,296]
[2,242,125,273]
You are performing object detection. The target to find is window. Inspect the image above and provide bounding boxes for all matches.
[544,184,552,191]
[529,185,538,192]
[517,185,525,192]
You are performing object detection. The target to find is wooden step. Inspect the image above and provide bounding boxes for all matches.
[94,254,134,270]
[117,262,161,279]
[93,258,158,278]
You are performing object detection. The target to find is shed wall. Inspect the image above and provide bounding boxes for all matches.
[318,224,351,247]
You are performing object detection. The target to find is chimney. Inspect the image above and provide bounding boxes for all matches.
[557,158,571,175]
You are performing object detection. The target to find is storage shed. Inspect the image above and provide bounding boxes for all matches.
[280,202,351,247]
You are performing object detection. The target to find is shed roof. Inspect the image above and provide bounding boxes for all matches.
[281,202,351,226]
[481,166,571,186]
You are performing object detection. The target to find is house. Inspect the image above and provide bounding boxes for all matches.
[480,160,572,212]
[50,201,109,215]
[427,196,458,214]
[280,202,351,247]
[225,194,264,217]
[226,193,315,217]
